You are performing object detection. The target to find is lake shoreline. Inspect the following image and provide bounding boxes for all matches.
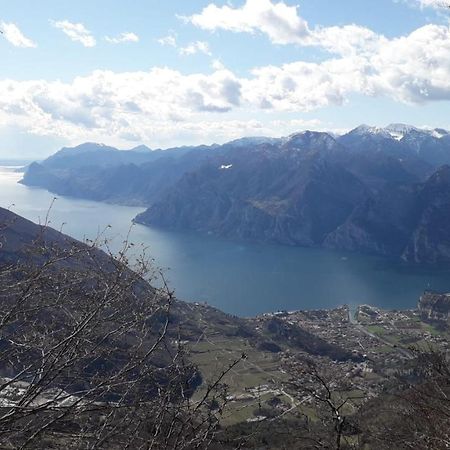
[2,166,450,317]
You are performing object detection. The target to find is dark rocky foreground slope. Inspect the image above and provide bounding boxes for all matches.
[0,206,84,264]
[20,124,450,263]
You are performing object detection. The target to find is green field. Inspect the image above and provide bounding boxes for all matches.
[188,336,296,425]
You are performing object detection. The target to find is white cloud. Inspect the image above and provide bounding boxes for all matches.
[184,0,388,57]
[183,0,311,46]
[399,0,450,9]
[157,34,177,47]
[0,21,36,48]
[179,41,212,56]
[243,23,450,109]
[105,32,139,44]
[158,33,212,57]
[182,0,450,107]
[51,20,96,47]
[0,68,243,145]
[243,57,369,111]
[416,0,450,8]
[314,25,386,57]
[211,59,225,70]
[368,24,450,103]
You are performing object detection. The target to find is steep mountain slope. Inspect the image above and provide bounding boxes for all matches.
[325,165,450,263]
[136,132,369,246]
[402,165,450,263]
[0,206,81,265]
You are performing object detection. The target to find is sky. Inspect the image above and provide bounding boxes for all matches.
[1,0,450,158]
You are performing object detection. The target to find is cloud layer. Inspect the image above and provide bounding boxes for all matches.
[1,1,450,148]
[184,0,311,46]
[1,20,450,145]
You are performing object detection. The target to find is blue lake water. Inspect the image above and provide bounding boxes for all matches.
[1,166,449,317]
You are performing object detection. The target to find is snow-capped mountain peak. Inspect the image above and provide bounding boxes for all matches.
[429,128,449,139]
[348,123,449,142]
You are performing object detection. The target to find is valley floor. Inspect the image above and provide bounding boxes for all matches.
[185,302,449,431]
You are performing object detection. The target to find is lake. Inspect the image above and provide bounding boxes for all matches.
[1,165,449,317]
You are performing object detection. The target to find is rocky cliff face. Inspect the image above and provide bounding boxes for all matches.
[325,165,450,263]
[136,135,450,262]
[402,166,450,263]
[418,291,450,323]
[136,133,369,246]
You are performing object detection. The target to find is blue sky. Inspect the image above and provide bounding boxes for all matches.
[1,0,450,158]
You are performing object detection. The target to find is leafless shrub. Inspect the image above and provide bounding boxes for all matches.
[285,358,364,450]
[0,214,243,449]
[360,347,450,450]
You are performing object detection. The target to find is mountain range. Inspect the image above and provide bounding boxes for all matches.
[20,124,450,264]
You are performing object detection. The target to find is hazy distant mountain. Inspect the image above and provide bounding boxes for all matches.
[224,136,282,148]
[129,145,152,153]
[41,143,160,169]
[21,143,216,205]
[19,124,450,262]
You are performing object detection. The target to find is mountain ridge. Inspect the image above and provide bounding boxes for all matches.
[19,123,450,263]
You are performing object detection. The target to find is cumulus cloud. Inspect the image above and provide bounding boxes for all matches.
[2,18,450,147]
[244,24,450,109]
[105,32,139,44]
[0,68,243,144]
[183,0,311,46]
[181,0,450,107]
[243,57,368,111]
[211,59,225,70]
[51,20,96,47]
[179,41,212,56]
[315,25,386,57]
[368,24,450,103]
[0,21,36,48]
[184,0,388,57]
